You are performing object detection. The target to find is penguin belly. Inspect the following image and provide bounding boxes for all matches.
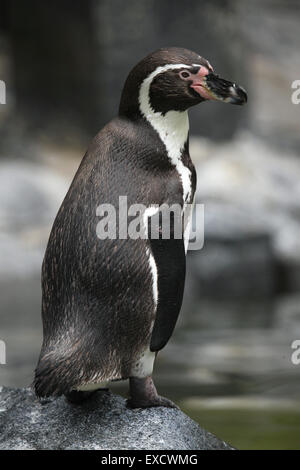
[77,381,108,392]
[34,227,160,396]
[78,245,158,391]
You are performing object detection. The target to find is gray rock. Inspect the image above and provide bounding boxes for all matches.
[4,1,247,142]
[188,234,275,298]
[236,0,300,152]
[0,159,69,280]
[0,160,67,232]
[0,387,232,450]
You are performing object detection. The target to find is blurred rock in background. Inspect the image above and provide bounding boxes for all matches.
[189,133,300,297]
[236,0,300,152]
[0,0,248,146]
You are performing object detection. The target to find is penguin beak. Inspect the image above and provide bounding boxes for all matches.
[191,71,247,105]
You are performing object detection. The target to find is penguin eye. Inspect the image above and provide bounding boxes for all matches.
[179,70,191,80]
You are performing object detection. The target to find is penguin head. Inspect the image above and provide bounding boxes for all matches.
[119,47,247,118]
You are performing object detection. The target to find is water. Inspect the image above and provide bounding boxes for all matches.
[181,405,300,450]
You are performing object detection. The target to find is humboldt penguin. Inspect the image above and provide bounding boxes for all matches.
[34,47,247,408]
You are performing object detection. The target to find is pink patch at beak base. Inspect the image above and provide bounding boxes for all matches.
[190,66,215,100]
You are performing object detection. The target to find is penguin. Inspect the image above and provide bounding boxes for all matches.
[34,47,247,408]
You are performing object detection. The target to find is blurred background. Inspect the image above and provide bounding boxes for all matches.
[1,0,300,449]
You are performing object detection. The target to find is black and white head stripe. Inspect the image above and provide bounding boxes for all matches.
[138,63,201,115]
[119,47,213,118]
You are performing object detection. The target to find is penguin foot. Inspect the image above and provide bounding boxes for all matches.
[127,376,179,409]
[65,388,108,405]
[127,395,178,409]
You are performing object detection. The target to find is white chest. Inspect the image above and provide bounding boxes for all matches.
[148,110,192,205]
[142,110,194,252]
[140,107,192,205]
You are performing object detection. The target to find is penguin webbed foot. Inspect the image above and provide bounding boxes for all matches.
[127,376,179,409]
[127,395,178,409]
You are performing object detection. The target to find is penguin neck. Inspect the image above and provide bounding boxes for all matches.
[138,77,190,164]
[143,108,189,163]
[119,65,190,161]
[118,80,192,205]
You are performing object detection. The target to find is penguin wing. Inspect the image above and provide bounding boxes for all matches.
[149,216,186,352]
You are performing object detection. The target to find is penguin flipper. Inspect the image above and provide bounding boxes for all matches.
[149,234,186,352]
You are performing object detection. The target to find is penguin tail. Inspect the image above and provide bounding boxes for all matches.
[33,352,77,397]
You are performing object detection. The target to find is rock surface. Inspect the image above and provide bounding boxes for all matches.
[0,387,232,450]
